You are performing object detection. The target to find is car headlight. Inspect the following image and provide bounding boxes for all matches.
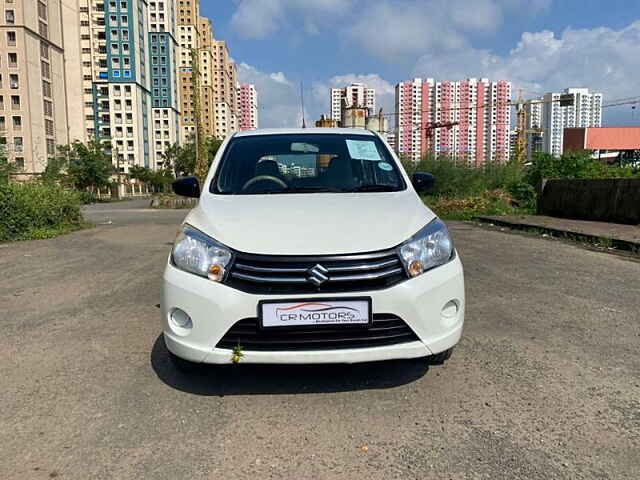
[399,219,454,277]
[171,224,232,282]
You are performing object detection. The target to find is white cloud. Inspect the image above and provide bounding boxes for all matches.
[412,22,640,99]
[343,0,552,62]
[237,62,304,128]
[231,0,350,39]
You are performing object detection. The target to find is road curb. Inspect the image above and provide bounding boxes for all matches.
[476,216,640,255]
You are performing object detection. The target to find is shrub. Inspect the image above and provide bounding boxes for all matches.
[77,190,98,204]
[424,189,523,221]
[0,183,84,242]
[506,181,537,210]
[404,155,525,197]
[525,151,639,187]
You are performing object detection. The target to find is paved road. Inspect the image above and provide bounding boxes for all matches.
[1,199,638,479]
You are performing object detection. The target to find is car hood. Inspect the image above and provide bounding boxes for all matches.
[187,191,436,255]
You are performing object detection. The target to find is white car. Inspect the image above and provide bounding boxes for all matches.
[162,128,464,370]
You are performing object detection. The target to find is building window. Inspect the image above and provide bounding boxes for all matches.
[41,60,50,78]
[7,31,16,46]
[9,74,18,89]
[5,10,15,24]
[11,95,20,110]
[43,99,53,116]
[39,42,49,60]
[38,1,47,19]
[46,138,55,155]
[8,52,18,68]
[44,118,53,136]
[14,136,23,152]
[11,115,21,130]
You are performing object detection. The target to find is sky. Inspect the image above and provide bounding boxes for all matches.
[201,0,640,128]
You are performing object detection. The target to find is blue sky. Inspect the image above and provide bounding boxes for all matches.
[202,0,640,128]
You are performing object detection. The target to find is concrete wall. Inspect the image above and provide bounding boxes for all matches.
[539,178,640,225]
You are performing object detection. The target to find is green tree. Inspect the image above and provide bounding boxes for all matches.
[66,139,114,191]
[164,136,222,179]
[129,165,174,193]
[205,137,223,168]
[41,145,73,185]
[0,146,18,184]
[161,142,183,178]
[173,141,196,177]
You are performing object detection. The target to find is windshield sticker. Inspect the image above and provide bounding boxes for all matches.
[378,161,393,171]
[346,140,382,161]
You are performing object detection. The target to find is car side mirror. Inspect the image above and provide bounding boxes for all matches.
[172,176,201,198]
[412,172,434,193]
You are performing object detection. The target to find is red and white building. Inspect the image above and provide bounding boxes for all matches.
[238,83,258,131]
[395,78,511,165]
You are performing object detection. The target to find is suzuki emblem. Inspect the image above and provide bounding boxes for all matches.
[307,264,329,286]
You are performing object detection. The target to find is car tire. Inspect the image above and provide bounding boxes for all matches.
[426,347,454,365]
[167,349,201,373]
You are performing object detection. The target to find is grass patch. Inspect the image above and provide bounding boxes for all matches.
[0,183,88,242]
[423,190,533,221]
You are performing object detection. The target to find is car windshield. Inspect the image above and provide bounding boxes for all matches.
[211,133,405,195]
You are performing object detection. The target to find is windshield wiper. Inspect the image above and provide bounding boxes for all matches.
[281,186,345,193]
[349,184,399,192]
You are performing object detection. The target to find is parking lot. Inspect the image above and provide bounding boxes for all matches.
[1,199,638,479]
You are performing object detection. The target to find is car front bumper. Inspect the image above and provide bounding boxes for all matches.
[161,255,465,364]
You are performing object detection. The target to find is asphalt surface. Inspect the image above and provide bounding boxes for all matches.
[1,199,638,479]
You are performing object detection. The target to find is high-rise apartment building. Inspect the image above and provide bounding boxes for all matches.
[0,0,76,174]
[2,0,240,176]
[212,39,238,138]
[176,0,199,143]
[176,2,239,142]
[330,83,375,122]
[148,0,180,168]
[538,88,603,156]
[68,0,164,172]
[238,83,258,131]
[395,77,511,165]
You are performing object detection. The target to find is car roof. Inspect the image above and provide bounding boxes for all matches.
[233,128,377,138]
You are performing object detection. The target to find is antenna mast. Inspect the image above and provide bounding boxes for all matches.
[300,81,306,128]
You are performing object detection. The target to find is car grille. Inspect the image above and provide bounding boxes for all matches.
[226,248,407,294]
[215,314,420,351]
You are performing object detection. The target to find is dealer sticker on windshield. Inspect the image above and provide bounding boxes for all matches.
[346,140,382,161]
[260,298,371,328]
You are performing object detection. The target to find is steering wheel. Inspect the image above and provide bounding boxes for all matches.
[241,175,288,192]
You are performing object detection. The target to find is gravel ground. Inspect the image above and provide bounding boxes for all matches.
[0,199,638,479]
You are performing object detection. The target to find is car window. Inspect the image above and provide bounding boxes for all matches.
[211,134,405,194]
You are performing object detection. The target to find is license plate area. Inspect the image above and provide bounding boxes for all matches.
[258,297,372,329]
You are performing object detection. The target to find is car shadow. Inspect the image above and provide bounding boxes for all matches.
[150,334,430,396]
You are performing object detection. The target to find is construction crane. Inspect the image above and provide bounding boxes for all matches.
[424,121,459,138]
[514,90,550,165]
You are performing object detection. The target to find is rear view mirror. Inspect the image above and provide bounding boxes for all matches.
[412,172,434,193]
[172,176,200,198]
[291,142,319,153]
